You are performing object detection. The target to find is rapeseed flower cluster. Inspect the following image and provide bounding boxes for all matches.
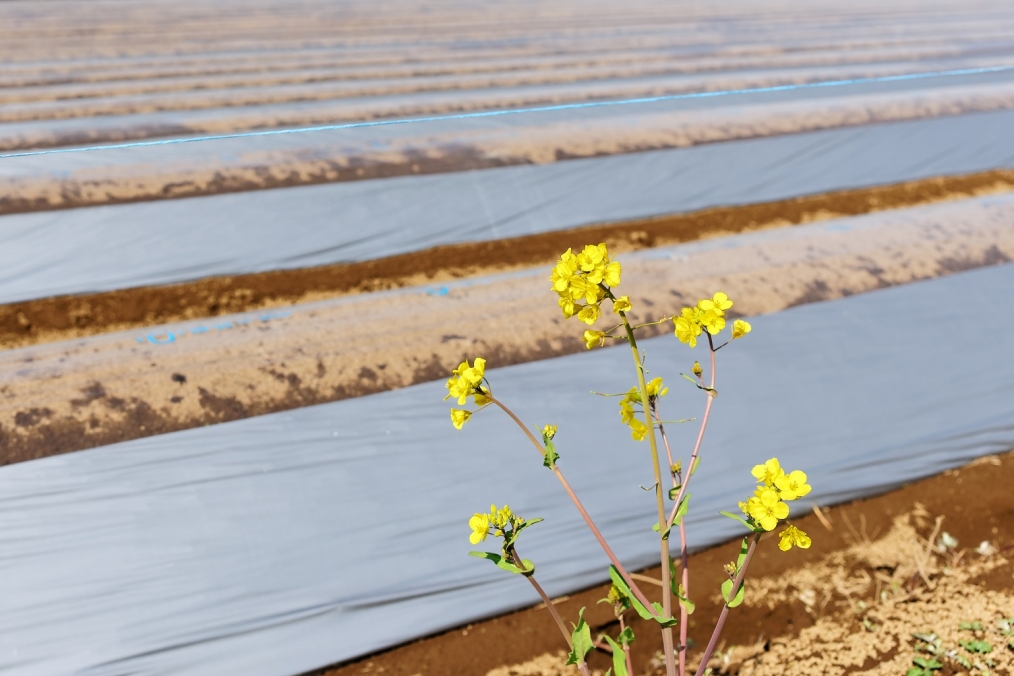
[737,457,812,550]
[673,292,752,348]
[550,243,623,325]
[446,357,491,429]
[469,504,519,544]
[617,377,667,441]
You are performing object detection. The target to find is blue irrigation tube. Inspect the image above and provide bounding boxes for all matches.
[1,65,1012,160]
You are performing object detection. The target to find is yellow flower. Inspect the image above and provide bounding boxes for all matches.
[446,377,472,405]
[558,296,577,318]
[699,292,733,313]
[468,513,490,544]
[461,357,486,386]
[700,309,726,335]
[603,260,622,287]
[489,504,514,529]
[697,292,732,335]
[577,304,601,325]
[576,243,607,273]
[619,399,635,424]
[778,525,812,551]
[612,296,632,313]
[751,458,786,487]
[673,307,703,347]
[550,249,579,293]
[747,487,790,531]
[473,388,492,406]
[569,276,603,304]
[450,409,472,430]
[551,245,621,323]
[774,470,811,500]
[692,361,703,377]
[542,424,557,440]
[628,417,648,441]
[732,319,752,339]
[583,330,606,349]
[646,377,668,400]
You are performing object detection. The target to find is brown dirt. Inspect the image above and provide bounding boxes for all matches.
[1,187,1010,465]
[308,452,1014,676]
[3,169,1012,352]
[3,185,1012,466]
[6,85,1014,217]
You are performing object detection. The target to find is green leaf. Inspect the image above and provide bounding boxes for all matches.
[607,566,677,627]
[468,551,535,576]
[734,537,750,567]
[691,456,701,476]
[721,578,746,608]
[543,440,559,469]
[617,626,635,647]
[677,593,695,615]
[566,608,594,666]
[514,517,544,536]
[672,493,691,526]
[680,373,718,396]
[603,636,629,676]
[651,520,673,540]
[669,557,679,596]
[960,639,993,654]
[720,538,749,607]
[720,510,759,532]
[668,484,682,500]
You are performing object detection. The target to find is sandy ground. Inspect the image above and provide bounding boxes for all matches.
[2,0,1014,211]
[1,187,1011,464]
[4,78,1014,214]
[312,452,1014,676]
[2,169,1011,350]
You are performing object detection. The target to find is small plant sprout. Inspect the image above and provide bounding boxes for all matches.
[444,243,816,676]
[907,656,943,676]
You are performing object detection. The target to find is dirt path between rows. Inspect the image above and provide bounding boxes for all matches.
[1,189,1011,464]
[2,169,1012,352]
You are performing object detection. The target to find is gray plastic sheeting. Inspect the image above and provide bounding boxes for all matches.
[2,109,1014,304]
[1,264,1012,675]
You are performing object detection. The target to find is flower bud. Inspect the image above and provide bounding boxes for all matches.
[692,361,703,377]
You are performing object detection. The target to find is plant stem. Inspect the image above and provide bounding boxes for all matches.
[619,612,634,676]
[693,534,761,676]
[655,409,692,676]
[666,336,716,530]
[619,312,677,676]
[513,553,572,649]
[489,396,660,617]
[654,412,690,676]
[677,520,690,676]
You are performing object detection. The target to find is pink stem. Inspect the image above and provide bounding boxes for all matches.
[693,534,760,676]
[666,339,716,529]
[491,397,661,618]
[522,566,571,649]
[678,520,690,676]
[620,613,634,676]
[655,408,690,676]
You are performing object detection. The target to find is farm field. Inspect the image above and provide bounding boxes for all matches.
[0,1,1012,675]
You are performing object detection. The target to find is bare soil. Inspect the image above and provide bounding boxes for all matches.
[2,169,1011,351]
[1,185,1011,465]
[310,452,1014,676]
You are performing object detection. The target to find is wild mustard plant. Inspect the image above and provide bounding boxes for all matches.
[444,243,813,676]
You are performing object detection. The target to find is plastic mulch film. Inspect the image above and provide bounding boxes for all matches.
[0,108,1012,305]
[0,263,1011,675]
